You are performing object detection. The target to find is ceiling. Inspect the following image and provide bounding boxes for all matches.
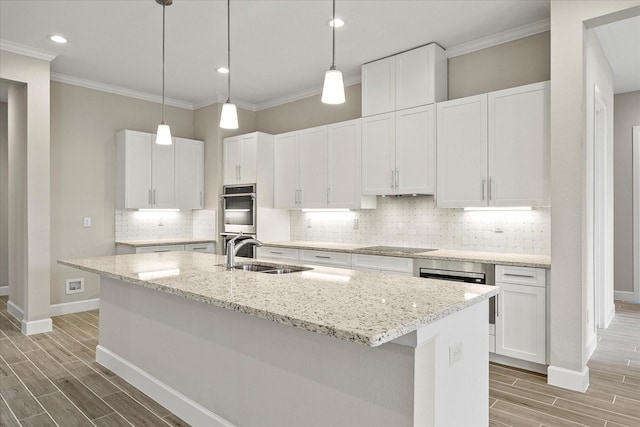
[593,15,640,95]
[0,0,552,109]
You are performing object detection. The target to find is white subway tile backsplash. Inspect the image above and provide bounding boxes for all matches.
[115,209,217,241]
[290,196,550,255]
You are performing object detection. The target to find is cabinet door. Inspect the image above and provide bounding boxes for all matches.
[299,126,328,208]
[362,113,396,196]
[175,138,204,210]
[495,282,546,364]
[239,134,257,184]
[274,132,300,209]
[395,105,436,194]
[362,57,395,117]
[223,137,243,184]
[123,131,153,209]
[489,82,550,207]
[328,119,361,208]
[396,45,433,110]
[436,94,488,208]
[151,137,175,208]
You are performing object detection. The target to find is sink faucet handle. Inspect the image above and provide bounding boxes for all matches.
[228,231,244,244]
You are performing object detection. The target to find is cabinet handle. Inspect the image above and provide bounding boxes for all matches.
[238,165,242,180]
[391,170,395,190]
[299,189,303,204]
[294,189,298,204]
[482,179,486,201]
[270,251,283,255]
[489,177,493,201]
[496,294,500,318]
[315,255,331,259]
[327,188,331,203]
[153,189,157,205]
[148,189,152,205]
[200,191,203,206]
[191,247,207,250]
[503,273,536,279]
[395,169,399,189]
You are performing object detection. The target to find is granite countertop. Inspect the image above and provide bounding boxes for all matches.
[263,241,551,268]
[59,252,497,347]
[116,238,215,247]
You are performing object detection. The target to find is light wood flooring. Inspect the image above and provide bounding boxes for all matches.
[1,295,638,426]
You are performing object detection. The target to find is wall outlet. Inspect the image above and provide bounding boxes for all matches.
[66,278,85,295]
[83,217,91,227]
[307,218,312,228]
[449,342,463,366]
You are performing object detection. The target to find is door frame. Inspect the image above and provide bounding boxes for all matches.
[634,126,640,303]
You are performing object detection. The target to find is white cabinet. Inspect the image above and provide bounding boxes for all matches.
[116,130,174,209]
[184,242,215,253]
[436,81,550,208]
[175,137,204,210]
[362,104,436,195]
[256,246,299,262]
[352,254,413,276]
[223,133,258,185]
[117,242,214,255]
[274,120,374,209]
[362,43,447,117]
[494,265,546,364]
[299,250,352,268]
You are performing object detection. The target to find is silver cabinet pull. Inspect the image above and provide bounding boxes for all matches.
[236,164,240,180]
[270,251,283,255]
[315,255,331,259]
[391,170,395,190]
[238,165,242,180]
[482,179,486,201]
[327,188,331,203]
[496,294,500,318]
[395,169,400,189]
[153,189,157,205]
[489,177,493,201]
[148,189,152,205]
[503,273,536,279]
[200,191,203,207]
[299,189,303,204]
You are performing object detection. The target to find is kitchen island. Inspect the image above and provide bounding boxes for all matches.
[60,251,498,427]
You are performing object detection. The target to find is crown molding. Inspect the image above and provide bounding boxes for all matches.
[445,18,550,58]
[0,39,58,62]
[51,73,194,110]
[255,73,361,111]
[192,95,257,112]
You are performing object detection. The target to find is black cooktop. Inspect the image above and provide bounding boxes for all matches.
[360,246,437,254]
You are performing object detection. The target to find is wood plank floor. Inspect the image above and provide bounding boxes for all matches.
[1,295,638,426]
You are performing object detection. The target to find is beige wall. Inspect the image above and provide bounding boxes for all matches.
[256,84,361,134]
[448,32,550,100]
[614,91,640,294]
[548,0,639,389]
[50,81,195,304]
[0,101,7,288]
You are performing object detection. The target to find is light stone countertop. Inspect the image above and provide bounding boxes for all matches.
[116,238,215,247]
[263,241,551,268]
[59,252,498,347]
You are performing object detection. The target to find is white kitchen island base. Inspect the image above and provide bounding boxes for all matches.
[97,276,489,427]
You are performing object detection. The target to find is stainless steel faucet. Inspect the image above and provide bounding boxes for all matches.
[225,232,263,268]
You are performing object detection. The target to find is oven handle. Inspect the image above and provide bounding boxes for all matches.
[220,193,256,198]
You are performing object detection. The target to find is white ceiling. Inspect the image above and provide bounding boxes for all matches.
[593,15,640,95]
[0,0,553,109]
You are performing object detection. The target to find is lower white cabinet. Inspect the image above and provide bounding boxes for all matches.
[299,250,352,268]
[256,246,300,262]
[133,244,185,254]
[494,265,546,364]
[116,242,215,255]
[352,254,413,276]
[184,243,215,253]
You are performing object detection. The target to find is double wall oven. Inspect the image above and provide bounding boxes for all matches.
[221,184,257,258]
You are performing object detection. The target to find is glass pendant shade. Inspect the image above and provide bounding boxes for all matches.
[220,101,239,129]
[321,67,345,104]
[156,123,172,145]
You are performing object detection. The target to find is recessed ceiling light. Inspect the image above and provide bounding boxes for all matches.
[216,67,229,74]
[48,35,67,44]
[327,18,344,28]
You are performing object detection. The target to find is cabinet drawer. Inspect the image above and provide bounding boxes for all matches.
[299,250,352,268]
[256,247,299,261]
[496,265,546,287]
[184,243,214,253]
[136,244,184,254]
[352,254,413,274]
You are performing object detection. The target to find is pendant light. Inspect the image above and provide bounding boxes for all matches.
[321,0,345,104]
[156,0,172,145]
[220,0,239,129]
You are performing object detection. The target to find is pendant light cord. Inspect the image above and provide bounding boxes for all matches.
[161,0,166,123]
[227,0,231,103]
[331,0,336,68]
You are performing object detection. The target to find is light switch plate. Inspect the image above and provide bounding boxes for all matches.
[83,217,91,227]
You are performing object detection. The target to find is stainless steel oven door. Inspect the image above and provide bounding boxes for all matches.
[221,184,256,234]
[221,233,257,258]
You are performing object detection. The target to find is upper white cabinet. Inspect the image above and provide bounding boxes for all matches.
[362,43,447,117]
[116,130,204,210]
[436,81,550,208]
[362,104,436,195]
[175,137,204,210]
[274,119,375,210]
[224,133,258,185]
[116,130,174,209]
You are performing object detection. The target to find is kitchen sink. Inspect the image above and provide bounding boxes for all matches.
[221,263,312,274]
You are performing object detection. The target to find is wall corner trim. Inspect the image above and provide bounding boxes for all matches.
[96,345,234,427]
[0,285,8,297]
[49,298,100,316]
[21,318,53,335]
[547,365,589,392]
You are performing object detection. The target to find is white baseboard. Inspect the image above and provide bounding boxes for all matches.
[605,303,615,329]
[50,298,99,316]
[614,290,640,304]
[21,317,52,335]
[489,352,547,375]
[547,365,589,392]
[7,300,23,321]
[0,285,8,296]
[96,345,234,427]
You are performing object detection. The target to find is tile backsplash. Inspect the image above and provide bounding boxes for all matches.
[291,196,550,255]
[115,209,216,241]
